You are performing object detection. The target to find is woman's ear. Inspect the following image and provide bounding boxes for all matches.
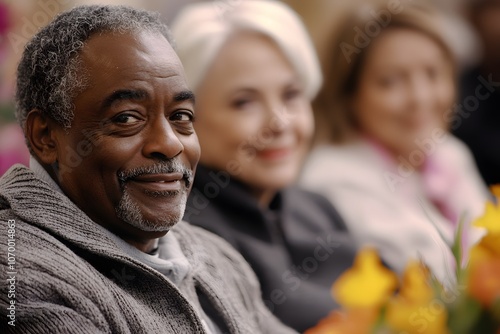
[25,110,59,165]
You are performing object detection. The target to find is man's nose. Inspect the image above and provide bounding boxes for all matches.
[142,117,183,160]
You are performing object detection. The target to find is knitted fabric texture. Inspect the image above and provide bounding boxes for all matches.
[0,165,296,334]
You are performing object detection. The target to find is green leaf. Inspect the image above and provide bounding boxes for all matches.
[451,216,466,284]
[371,304,388,334]
[490,298,500,323]
[447,295,483,334]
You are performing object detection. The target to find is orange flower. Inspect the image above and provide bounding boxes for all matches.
[468,200,500,308]
[333,248,398,309]
[468,257,500,308]
[491,185,500,200]
[473,234,500,260]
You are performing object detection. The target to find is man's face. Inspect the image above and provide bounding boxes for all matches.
[52,31,200,241]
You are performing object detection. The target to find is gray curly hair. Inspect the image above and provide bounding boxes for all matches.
[16,5,173,135]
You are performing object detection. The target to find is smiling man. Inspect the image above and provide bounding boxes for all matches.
[0,5,295,334]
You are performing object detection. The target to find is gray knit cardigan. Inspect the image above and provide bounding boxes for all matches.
[0,165,297,334]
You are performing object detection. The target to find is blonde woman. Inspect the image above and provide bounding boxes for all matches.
[172,1,356,331]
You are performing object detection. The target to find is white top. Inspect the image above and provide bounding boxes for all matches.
[300,135,490,285]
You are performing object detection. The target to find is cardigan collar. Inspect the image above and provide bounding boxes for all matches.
[27,157,193,276]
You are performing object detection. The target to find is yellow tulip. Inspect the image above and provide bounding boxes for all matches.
[333,248,398,309]
[399,262,434,303]
[472,202,500,258]
[474,202,500,235]
[386,262,449,334]
[386,298,448,334]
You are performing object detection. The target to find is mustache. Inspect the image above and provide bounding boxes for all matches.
[118,160,193,188]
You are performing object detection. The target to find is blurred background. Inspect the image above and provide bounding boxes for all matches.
[0,0,497,181]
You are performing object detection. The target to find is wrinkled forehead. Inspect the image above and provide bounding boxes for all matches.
[66,30,191,124]
[79,30,183,78]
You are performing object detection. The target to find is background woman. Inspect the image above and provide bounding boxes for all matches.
[301,1,490,285]
[172,1,356,331]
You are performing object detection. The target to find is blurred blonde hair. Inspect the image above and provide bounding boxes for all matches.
[170,0,322,99]
[314,1,456,144]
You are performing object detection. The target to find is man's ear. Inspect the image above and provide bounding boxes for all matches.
[25,110,60,165]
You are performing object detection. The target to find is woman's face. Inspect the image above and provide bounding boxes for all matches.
[195,32,314,195]
[352,28,454,155]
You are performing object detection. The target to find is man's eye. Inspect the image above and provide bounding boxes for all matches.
[170,111,194,122]
[113,114,141,124]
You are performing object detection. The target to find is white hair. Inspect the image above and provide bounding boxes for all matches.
[170,0,322,99]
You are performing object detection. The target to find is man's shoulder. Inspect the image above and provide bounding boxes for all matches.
[0,164,31,200]
[0,212,81,268]
[0,164,62,213]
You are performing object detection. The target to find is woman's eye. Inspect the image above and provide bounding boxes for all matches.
[379,76,399,88]
[170,111,194,122]
[232,99,251,109]
[113,114,141,124]
[283,89,301,101]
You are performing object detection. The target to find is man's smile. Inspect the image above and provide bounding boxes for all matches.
[129,173,184,192]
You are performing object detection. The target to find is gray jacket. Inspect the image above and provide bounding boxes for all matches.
[0,165,296,334]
